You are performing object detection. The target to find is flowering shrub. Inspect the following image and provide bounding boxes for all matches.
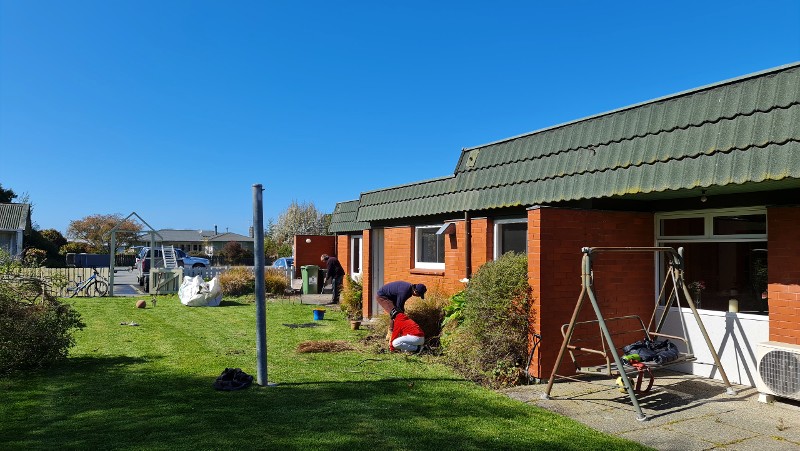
[688,280,706,292]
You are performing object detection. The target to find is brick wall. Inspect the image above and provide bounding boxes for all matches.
[767,206,800,344]
[528,207,654,379]
[360,220,497,317]
[293,235,335,273]
[337,234,350,275]
[363,230,373,318]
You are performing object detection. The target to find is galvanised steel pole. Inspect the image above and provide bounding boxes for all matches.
[253,184,268,385]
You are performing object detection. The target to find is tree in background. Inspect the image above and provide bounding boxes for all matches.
[218,241,253,265]
[40,229,68,250]
[263,219,292,259]
[270,201,330,248]
[60,242,94,255]
[66,214,142,254]
[23,229,68,267]
[0,184,17,203]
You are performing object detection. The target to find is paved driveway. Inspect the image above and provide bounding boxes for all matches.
[109,268,145,297]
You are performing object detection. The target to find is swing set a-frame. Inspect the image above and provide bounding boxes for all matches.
[542,246,736,421]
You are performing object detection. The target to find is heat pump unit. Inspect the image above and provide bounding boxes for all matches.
[756,341,800,403]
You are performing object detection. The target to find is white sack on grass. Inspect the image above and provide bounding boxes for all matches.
[179,275,223,307]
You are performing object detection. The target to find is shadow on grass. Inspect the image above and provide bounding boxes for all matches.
[0,354,643,451]
[218,299,253,307]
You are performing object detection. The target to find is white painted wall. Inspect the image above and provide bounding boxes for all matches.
[658,306,769,387]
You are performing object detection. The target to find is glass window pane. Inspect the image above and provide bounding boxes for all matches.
[660,217,705,236]
[713,214,766,235]
[500,222,527,255]
[418,228,444,263]
[351,237,361,273]
[661,241,768,314]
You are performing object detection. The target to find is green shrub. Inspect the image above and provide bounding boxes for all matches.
[264,268,289,295]
[22,248,47,267]
[341,275,363,320]
[0,252,85,376]
[219,266,255,296]
[441,252,532,388]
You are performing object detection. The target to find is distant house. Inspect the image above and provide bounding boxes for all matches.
[0,203,31,258]
[136,229,255,255]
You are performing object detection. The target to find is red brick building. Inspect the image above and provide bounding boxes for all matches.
[329,63,800,389]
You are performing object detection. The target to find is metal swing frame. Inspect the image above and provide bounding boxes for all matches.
[541,246,736,421]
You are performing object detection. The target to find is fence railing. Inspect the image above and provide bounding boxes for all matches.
[183,266,295,283]
[18,267,111,298]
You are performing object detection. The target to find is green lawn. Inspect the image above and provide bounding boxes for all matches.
[1,296,651,450]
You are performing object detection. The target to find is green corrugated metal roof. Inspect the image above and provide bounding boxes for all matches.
[329,199,371,233]
[0,203,31,232]
[357,62,800,222]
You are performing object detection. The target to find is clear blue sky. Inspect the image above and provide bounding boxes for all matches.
[2,1,799,236]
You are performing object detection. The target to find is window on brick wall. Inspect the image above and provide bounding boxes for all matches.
[657,208,767,315]
[494,218,527,259]
[350,235,362,276]
[415,225,445,270]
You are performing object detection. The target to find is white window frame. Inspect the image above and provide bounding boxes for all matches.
[656,207,767,243]
[494,218,528,260]
[655,207,767,311]
[415,225,445,270]
[350,235,363,277]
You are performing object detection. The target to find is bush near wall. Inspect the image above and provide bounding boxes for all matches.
[441,252,533,388]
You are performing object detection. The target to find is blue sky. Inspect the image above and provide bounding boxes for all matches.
[1,1,799,236]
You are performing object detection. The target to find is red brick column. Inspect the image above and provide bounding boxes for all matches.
[528,207,654,379]
[767,206,800,344]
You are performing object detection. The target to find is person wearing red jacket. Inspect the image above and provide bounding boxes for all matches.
[389,312,425,353]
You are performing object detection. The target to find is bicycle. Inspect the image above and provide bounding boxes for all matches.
[64,267,109,297]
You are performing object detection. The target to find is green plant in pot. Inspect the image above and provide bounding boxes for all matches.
[341,275,363,329]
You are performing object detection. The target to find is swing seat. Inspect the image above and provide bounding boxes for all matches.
[561,315,696,377]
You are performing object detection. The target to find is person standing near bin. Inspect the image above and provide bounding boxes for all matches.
[321,254,345,304]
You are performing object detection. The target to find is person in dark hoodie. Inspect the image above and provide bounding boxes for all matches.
[321,254,345,304]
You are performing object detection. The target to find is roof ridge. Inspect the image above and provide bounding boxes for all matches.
[462,62,800,153]
[458,102,800,174]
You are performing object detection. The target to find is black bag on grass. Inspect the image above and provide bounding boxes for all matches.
[213,368,253,391]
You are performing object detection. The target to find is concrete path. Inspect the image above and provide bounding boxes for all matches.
[502,370,800,450]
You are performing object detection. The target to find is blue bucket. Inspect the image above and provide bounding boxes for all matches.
[313,309,325,321]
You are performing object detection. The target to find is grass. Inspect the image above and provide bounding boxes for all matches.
[0,295,652,450]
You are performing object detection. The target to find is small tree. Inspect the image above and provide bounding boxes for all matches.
[218,242,253,265]
[66,214,141,254]
[0,183,17,203]
[341,275,363,321]
[270,201,329,247]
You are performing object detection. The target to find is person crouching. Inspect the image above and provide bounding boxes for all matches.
[389,311,425,353]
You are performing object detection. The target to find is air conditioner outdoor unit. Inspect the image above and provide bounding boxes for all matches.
[756,341,800,403]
